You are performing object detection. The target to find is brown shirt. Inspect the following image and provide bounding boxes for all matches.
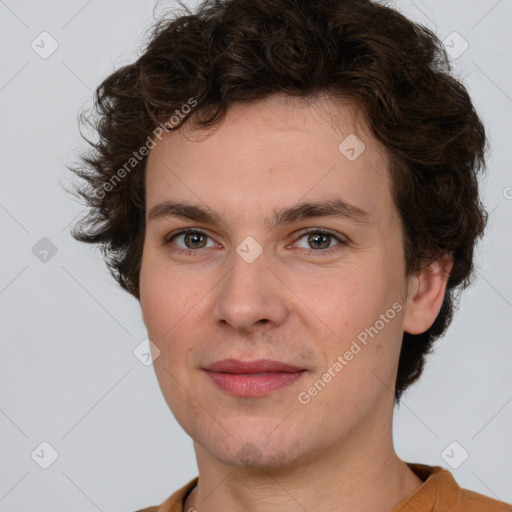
[135,463,512,512]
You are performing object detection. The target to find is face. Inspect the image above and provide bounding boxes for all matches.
[139,94,418,469]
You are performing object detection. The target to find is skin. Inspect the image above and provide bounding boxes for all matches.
[139,93,453,512]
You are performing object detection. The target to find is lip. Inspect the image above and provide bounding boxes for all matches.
[203,358,307,397]
[204,358,304,373]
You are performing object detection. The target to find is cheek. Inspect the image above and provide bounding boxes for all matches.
[302,265,404,377]
[140,258,196,335]
[139,263,210,378]
[140,263,200,402]
[139,268,168,335]
[298,264,388,333]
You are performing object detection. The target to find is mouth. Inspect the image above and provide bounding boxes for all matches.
[202,358,308,397]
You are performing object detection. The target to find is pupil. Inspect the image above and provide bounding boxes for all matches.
[186,233,205,248]
[310,233,329,249]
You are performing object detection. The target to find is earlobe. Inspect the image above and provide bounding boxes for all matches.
[402,255,453,335]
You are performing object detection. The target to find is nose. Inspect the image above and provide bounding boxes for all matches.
[211,244,289,335]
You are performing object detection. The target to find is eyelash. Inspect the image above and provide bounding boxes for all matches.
[165,228,347,257]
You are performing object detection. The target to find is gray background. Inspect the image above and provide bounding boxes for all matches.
[0,0,511,510]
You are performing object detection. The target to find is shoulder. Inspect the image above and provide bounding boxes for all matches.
[438,466,512,511]
[407,463,512,512]
[132,476,199,512]
[458,488,512,512]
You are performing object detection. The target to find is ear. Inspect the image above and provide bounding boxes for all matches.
[402,254,453,335]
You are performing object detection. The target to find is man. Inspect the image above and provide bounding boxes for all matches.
[69,0,511,510]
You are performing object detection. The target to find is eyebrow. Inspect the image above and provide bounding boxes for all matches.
[147,198,370,229]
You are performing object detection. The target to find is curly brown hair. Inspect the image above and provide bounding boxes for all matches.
[67,0,488,402]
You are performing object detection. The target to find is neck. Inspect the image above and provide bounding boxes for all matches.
[184,409,423,512]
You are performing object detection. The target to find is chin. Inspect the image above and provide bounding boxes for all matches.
[194,425,317,470]
[212,443,298,469]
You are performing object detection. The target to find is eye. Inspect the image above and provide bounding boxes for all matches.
[292,229,347,255]
[165,228,347,257]
[166,229,217,252]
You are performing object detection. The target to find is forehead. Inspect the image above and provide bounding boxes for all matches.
[144,94,396,230]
